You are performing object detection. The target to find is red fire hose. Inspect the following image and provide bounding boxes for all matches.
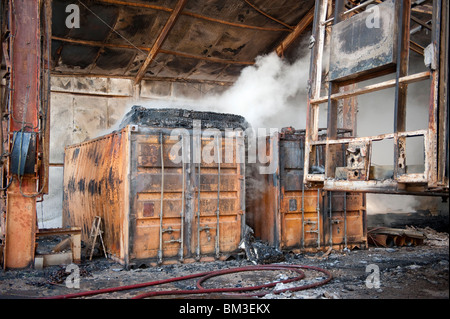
[42,264,332,299]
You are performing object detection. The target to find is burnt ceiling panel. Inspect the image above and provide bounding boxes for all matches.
[184,0,277,28]
[93,47,136,74]
[108,7,170,47]
[124,51,152,76]
[218,64,247,82]
[68,4,119,41]
[50,0,314,82]
[58,44,101,70]
[187,61,229,81]
[252,0,316,26]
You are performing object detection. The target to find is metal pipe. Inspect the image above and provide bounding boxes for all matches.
[301,139,305,248]
[157,133,165,264]
[196,158,201,261]
[322,0,377,25]
[215,135,221,259]
[344,191,348,250]
[301,181,305,248]
[317,189,321,249]
[179,134,185,262]
[329,191,333,248]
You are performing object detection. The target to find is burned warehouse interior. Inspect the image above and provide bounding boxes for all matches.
[0,0,448,303]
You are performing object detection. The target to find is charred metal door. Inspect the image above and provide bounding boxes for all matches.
[249,129,367,251]
[128,127,245,265]
[192,132,245,261]
[130,132,186,263]
[279,132,367,251]
[279,133,323,250]
[324,192,367,250]
[63,128,131,265]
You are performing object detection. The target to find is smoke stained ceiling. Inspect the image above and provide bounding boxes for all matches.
[51,0,315,84]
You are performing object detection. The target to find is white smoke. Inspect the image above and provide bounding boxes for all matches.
[129,50,312,131]
[201,52,310,129]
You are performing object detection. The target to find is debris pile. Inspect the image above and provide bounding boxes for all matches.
[46,266,92,285]
[368,227,426,247]
[408,226,449,247]
[368,225,449,248]
[238,226,285,264]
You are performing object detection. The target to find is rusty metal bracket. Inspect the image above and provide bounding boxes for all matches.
[162,226,180,234]
[199,225,213,243]
[346,141,370,181]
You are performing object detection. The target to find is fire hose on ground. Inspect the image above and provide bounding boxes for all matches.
[41,264,333,299]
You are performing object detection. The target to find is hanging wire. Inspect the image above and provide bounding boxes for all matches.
[76,0,149,57]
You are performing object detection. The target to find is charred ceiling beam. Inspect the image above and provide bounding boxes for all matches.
[88,14,121,74]
[410,40,425,55]
[411,14,432,30]
[50,72,235,86]
[159,49,254,65]
[51,36,254,66]
[242,0,294,30]
[275,6,315,57]
[134,0,188,84]
[412,4,433,15]
[96,0,290,32]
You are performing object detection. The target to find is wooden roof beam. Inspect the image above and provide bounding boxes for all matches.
[275,6,315,57]
[134,0,188,85]
[243,0,294,30]
[97,0,290,32]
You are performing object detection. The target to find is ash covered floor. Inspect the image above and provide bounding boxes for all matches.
[0,228,448,300]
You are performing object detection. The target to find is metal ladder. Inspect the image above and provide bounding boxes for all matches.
[89,216,107,260]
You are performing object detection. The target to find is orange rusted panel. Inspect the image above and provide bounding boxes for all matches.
[63,127,131,264]
[5,179,37,269]
[63,125,245,268]
[323,192,367,250]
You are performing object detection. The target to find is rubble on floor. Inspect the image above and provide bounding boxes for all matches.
[0,227,447,299]
[414,226,449,247]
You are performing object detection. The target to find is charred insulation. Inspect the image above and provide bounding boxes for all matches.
[119,105,251,131]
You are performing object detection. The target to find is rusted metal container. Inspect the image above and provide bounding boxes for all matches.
[63,122,246,268]
[246,128,367,252]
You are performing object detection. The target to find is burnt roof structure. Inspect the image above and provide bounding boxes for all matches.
[50,0,315,84]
